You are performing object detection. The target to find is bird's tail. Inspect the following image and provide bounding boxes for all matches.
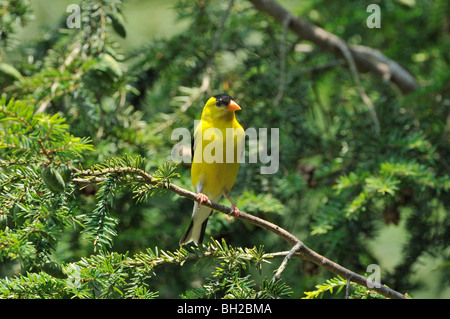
[179,204,212,245]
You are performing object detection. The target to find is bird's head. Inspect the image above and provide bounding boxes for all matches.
[202,94,241,120]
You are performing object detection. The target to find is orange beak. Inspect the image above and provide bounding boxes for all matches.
[227,100,241,111]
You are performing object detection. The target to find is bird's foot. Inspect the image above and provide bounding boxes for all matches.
[231,204,240,221]
[224,193,240,222]
[225,203,240,222]
[196,193,210,208]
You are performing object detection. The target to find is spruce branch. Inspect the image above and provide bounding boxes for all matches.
[73,160,409,299]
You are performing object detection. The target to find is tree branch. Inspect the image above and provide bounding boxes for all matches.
[246,0,419,94]
[74,166,409,299]
[271,241,303,283]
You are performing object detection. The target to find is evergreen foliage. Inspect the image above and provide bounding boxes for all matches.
[0,0,449,298]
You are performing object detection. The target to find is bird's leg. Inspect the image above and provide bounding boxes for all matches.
[224,193,240,221]
[196,193,210,208]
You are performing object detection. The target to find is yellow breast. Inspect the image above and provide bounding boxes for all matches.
[191,115,244,200]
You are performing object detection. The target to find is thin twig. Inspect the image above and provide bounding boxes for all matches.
[180,0,235,112]
[274,14,291,107]
[271,241,303,282]
[211,0,235,57]
[335,40,380,137]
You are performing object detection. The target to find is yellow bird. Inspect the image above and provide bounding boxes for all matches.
[179,94,245,245]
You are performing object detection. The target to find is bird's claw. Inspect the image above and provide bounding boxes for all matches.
[232,205,240,220]
[196,193,209,208]
[225,204,240,222]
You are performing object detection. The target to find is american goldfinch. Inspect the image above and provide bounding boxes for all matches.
[179,94,245,245]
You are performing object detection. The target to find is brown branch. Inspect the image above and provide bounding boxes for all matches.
[271,241,303,283]
[247,0,418,94]
[74,166,409,299]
